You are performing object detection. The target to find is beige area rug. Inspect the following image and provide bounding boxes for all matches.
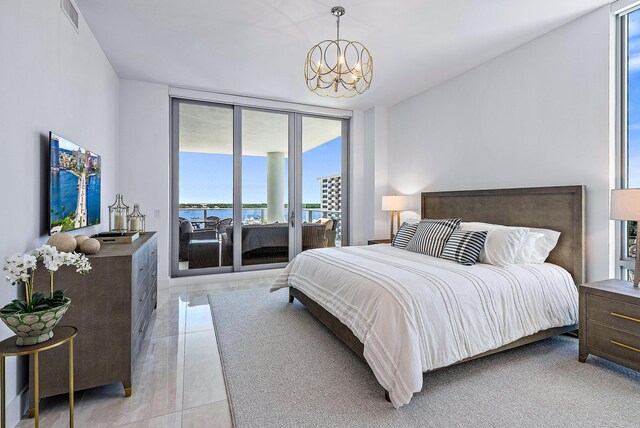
[209,287,640,428]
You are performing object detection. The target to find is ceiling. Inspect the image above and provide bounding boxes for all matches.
[76,0,611,110]
[179,104,342,155]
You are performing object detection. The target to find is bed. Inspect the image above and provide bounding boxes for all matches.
[271,186,585,408]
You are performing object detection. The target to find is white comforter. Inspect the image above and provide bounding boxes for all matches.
[271,244,579,408]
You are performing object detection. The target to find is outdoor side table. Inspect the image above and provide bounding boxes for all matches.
[0,326,77,428]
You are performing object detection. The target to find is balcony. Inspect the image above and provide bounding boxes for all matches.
[177,206,342,271]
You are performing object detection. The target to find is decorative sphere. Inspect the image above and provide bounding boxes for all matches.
[47,233,77,252]
[74,235,90,251]
[79,238,100,255]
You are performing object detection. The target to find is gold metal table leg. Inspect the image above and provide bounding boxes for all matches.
[69,338,74,428]
[34,351,39,428]
[1,356,6,428]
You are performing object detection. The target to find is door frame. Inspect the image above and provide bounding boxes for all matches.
[234,106,293,272]
[170,97,350,277]
[293,112,350,253]
[170,98,235,277]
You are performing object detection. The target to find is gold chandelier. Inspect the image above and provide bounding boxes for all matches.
[304,6,373,98]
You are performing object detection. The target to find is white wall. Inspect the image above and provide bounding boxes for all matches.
[118,79,171,282]
[350,109,372,246]
[342,112,377,244]
[364,107,390,240]
[0,1,119,424]
[385,5,613,282]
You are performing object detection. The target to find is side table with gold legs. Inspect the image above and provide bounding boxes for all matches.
[0,326,77,428]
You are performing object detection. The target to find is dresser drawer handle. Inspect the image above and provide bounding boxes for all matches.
[611,312,640,324]
[139,319,147,333]
[139,291,147,302]
[611,340,640,353]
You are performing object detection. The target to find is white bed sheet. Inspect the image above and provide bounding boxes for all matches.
[271,244,578,408]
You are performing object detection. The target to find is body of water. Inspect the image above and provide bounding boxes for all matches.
[50,170,78,222]
[50,170,101,226]
[86,174,101,225]
[179,209,325,223]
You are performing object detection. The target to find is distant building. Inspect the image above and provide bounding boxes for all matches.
[319,174,341,213]
[85,151,92,173]
[50,137,60,171]
[319,174,342,239]
[75,150,83,168]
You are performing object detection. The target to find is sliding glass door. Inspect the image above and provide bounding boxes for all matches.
[171,98,349,276]
[174,101,234,272]
[300,116,347,250]
[240,109,292,268]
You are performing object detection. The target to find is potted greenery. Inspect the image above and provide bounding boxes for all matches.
[1,245,91,346]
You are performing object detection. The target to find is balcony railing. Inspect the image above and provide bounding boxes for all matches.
[178,207,342,242]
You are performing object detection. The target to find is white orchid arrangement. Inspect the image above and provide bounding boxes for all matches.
[2,245,91,314]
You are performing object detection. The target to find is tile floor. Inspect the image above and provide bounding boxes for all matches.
[17,273,279,428]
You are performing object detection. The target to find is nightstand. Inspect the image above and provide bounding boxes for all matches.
[368,239,391,245]
[579,279,640,372]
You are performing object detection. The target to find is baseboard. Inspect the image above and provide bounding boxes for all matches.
[5,385,28,427]
[167,269,282,288]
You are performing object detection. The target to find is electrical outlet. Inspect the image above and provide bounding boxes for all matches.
[154,209,160,218]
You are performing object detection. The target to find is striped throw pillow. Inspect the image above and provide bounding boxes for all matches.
[405,218,461,257]
[391,222,419,249]
[441,230,488,266]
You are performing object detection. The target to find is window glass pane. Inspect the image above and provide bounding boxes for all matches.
[301,117,343,247]
[240,109,289,266]
[627,220,638,258]
[178,103,233,270]
[628,10,640,186]
[622,267,635,282]
[623,12,640,273]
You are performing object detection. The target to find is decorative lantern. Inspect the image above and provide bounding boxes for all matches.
[128,204,146,233]
[109,194,129,232]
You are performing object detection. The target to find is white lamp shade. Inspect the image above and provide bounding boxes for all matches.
[611,189,640,220]
[381,195,410,211]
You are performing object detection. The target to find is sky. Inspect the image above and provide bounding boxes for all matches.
[629,10,640,187]
[53,133,85,153]
[179,136,342,204]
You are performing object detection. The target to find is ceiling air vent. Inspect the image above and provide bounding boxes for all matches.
[60,0,79,33]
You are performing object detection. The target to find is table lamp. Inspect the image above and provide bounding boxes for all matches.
[382,195,410,241]
[611,189,640,287]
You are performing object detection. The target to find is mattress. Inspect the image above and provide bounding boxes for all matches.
[271,244,579,408]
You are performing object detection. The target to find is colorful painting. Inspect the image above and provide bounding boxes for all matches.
[49,133,101,234]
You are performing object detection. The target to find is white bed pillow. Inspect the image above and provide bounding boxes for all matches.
[404,218,421,225]
[514,232,544,264]
[528,227,561,264]
[460,222,528,267]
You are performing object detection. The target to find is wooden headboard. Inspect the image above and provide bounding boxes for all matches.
[421,186,585,285]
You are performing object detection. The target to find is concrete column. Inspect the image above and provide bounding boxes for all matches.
[266,151,285,223]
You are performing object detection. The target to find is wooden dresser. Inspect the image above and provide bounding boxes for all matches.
[29,232,158,411]
[579,279,640,372]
